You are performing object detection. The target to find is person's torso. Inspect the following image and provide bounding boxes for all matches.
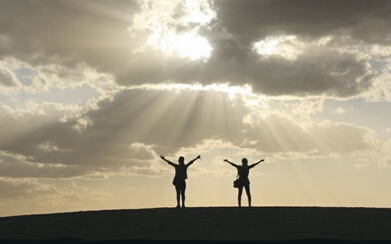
[237,165,249,179]
[175,164,188,180]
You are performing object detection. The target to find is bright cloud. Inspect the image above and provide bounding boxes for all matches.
[131,0,215,60]
[253,35,304,61]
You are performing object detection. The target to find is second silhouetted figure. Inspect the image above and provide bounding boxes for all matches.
[224,158,264,207]
[160,155,201,208]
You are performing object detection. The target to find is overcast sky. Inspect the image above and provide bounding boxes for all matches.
[1,0,391,216]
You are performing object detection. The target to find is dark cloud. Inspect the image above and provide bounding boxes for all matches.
[246,48,374,97]
[0,0,140,72]
[212,0,391,45]
[130,46,374,97]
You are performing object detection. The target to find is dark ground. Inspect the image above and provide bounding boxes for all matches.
[1,207,391,243]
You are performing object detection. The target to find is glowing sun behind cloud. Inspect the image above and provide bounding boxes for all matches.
[149,30,212,61]
[131,0,215,61]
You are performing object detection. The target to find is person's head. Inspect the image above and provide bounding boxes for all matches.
[178,156,185,165]
[241,158,248,165]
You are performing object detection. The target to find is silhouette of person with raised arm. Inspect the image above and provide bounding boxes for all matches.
[224,158,264,207]
[160,155,201,208]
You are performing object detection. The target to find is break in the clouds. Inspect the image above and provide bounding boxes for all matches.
[1,0,391,214]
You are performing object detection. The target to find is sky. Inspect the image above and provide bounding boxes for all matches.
[1,0,391,217]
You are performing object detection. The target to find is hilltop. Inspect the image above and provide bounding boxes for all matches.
[1,207,391,243]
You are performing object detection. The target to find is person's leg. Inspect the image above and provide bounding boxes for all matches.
[238,186,243,207]
[244,185,251,207]
[181,182,186,207]
[175,185,180,208]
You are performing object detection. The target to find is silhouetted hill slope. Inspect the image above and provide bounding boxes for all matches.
[1,207,391,242]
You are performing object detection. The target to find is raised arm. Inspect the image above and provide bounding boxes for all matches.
[186,155,201,166]
[160,155,176,167]
[249,159,265,168]
[224,159,238,167]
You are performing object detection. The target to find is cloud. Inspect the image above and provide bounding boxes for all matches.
[362,72,391,102]
[115,38,376,98]
[285,99,325,115]
[0,66,19,88]
[331,107,345,114]
[0,151,88,179]
[118,0,380,97]
[0,0,140,76]
[212,0,391,44]
[1,0,387,98]
[0,88,380,179]
[0,178,58,200]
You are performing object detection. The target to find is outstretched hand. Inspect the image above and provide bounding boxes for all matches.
[197,155,201,160]
[256,159,265,164]
[223,159,229,162]
[160,155,165,160]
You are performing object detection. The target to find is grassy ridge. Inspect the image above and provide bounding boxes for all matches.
[1,207,391,241]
